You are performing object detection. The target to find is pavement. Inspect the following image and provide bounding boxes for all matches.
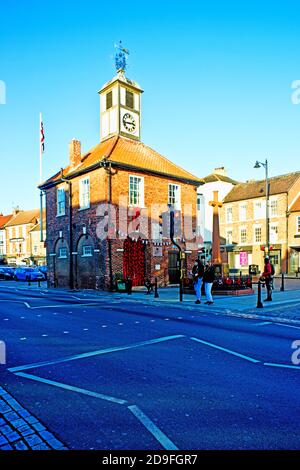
[0,280,300,450]
[0,386,66,450]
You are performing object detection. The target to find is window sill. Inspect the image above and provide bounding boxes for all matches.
[81,254,93,258]
[56,213,66,218]
[128,205,146,210]
[78,206,90,211]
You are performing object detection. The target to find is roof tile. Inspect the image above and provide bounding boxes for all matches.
[224,171,300,203]
[5,209,40,227]
[42,136,202,186]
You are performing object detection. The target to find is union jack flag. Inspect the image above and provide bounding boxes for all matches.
[40,117,45,153]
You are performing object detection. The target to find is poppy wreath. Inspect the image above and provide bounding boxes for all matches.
[123,237,145,286]
[225,277,233,285]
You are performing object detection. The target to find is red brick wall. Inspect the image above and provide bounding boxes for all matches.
[45,166,199,289]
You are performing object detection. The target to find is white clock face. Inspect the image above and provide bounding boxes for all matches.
[122,113,136,133]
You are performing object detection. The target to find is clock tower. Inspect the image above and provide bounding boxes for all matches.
[99,42,143,142]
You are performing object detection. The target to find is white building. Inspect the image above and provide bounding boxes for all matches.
[197,167,238,255]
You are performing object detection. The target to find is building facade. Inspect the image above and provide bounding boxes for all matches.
[29,221,47,266]
[40,68,202,290]
[288,193,300,273]
[4,208,46,266]
[220,172,300,274]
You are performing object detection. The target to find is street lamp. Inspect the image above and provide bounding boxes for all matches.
[254,159,270,255]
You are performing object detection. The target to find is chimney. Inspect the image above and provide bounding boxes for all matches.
[69,139,81,168]
[12,206,20,216]
[214,167,227,176]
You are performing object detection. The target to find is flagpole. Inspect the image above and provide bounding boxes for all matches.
[39,112,44,244]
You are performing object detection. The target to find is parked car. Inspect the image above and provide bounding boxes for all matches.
[14,267,45,282]
[0,268,14,281]
[4,267,15,276]
[38,266,48,280]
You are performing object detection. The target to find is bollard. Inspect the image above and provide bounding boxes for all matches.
[280,272,285,292]
[257,280,264,308]
[38,280,41,288]
[154,277,159,298]
[27,276,31,287]
[126,277,132,295]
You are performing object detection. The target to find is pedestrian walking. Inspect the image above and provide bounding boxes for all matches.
[261,257,274,301]
[192,257,205,304]
[203,260,215,305]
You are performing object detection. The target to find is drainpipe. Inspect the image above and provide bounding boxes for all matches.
[60,169,74,290]
[102,159,114,291]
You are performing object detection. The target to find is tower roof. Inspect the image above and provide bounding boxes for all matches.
[99,72,143,94]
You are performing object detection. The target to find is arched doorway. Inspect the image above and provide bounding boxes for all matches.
[123,238,145,286]
[76,235,96,289]
[54,238,70,288]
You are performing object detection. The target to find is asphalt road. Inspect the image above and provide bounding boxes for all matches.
[0,282,300,450]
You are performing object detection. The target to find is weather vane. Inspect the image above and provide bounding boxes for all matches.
[114,41,129,74]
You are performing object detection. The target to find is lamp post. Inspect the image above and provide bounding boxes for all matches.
[254,159,270,255]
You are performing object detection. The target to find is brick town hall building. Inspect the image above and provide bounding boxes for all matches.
[40,50,202,290]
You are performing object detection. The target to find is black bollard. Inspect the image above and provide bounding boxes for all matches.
[280,272,285,292]
[38,280,41,288]
[257,280,263,308]
[154,277,159,298]
[27,276,31,287]
[126,277,132,295]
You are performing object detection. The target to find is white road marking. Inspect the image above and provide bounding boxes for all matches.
[274,323,300,331]
[255,321,272,326]
[29,303,105,309]
[14,372,128,405]
[191,337,260,363]
[42,334,48,337]
[264,362,300,370]
[0,299,31,309]
[8,335,185,373]
[128,405,178,450]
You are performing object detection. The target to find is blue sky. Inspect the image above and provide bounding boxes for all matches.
[1,0,300,213]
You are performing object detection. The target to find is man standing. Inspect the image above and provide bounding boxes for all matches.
[203,260,215,305]
[262,257,273,302]
[192,257,205,304]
